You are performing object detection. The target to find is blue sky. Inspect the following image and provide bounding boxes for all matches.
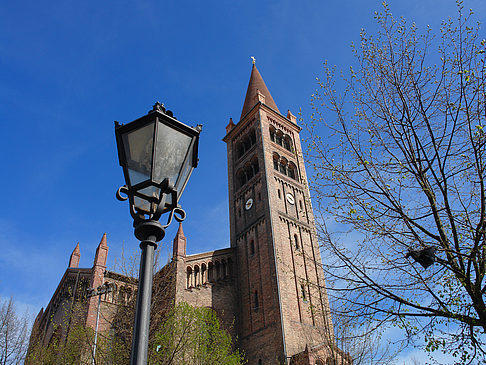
[1,0,485,362]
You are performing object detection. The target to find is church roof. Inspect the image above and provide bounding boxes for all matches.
[240,63,280,120]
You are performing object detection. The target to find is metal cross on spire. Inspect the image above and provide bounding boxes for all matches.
[251,56,256,65]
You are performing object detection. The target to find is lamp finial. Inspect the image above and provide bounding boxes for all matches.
[150,102,165,114]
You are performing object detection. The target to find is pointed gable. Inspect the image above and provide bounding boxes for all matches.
[240,63,280,120]
[173,222,186,258]
[69,242,81,268]
[93,233,108,268]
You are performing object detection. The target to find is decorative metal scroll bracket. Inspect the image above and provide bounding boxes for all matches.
[115,179,179,224]
[116,185,129,201]
[162,206,186,229]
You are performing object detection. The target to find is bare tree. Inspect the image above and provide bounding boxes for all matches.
[303,2,486,363]
[330,312,397,364]
[0,297,31,365]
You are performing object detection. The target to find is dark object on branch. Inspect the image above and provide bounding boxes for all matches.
[406,247,437,269]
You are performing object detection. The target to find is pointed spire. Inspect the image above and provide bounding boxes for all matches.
[240,61,280,120]
[69,242,81,268]
[286,109,296,123]
[93,233,108,268]
[99,233,108,247]
[225,117,235,134]
[173,223,186,259]
[31,307,44,335]
[176,222,185,237]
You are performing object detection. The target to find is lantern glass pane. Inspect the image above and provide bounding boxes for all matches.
[165,192,172,208]
[123,122,154,186]
[133,186,161,214]
[154,123,192,186]
[175,141,195,199]
[134,196,151,214]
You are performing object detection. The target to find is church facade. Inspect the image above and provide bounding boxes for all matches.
[29,63,348,364]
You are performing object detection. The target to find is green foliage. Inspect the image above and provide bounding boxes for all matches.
[27,324,89,364]
[26,321,128,365]
[27,301,244,365]
[25,296,131,365]
[151,301,245,365]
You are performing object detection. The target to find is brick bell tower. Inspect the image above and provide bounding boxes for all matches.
[223,60,337,364]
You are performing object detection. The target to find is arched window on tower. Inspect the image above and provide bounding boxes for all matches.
[245,162,254,181]
[236,154,259,190]
[272,155,299,181]
[251,157,259,175]
[249,129,256,145]
[236,142,245,159]
[254,290,259,310]
[287,162,297,180]
[279,158,288,175]
[273,153,280,170]
[283,135,292,151]
[250,240,255,256]
[275,130,283,146]
[243,136,251,151]
[236,129,257,159]
[237,168,247,189]
[294,234,299,250]
[269,126,276,142]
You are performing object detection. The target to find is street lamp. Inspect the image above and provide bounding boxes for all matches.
[114,102,201,365]
[87,283,113,365]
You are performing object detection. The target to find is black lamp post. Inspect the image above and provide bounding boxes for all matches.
[114,102,201,365]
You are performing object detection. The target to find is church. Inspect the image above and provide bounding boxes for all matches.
[28,62,349,365]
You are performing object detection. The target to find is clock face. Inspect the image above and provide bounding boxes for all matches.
[245,198,253,210]
[286,193,295,205]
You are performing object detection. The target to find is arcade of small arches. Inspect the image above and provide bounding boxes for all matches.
[186,258,233,289]
[273,152,298,180]
[102,281,134,306]
[269,125,293,152]
[236,155,260,189]
[236,129,257,159]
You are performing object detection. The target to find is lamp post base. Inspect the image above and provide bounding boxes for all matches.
[130,220,165,365]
